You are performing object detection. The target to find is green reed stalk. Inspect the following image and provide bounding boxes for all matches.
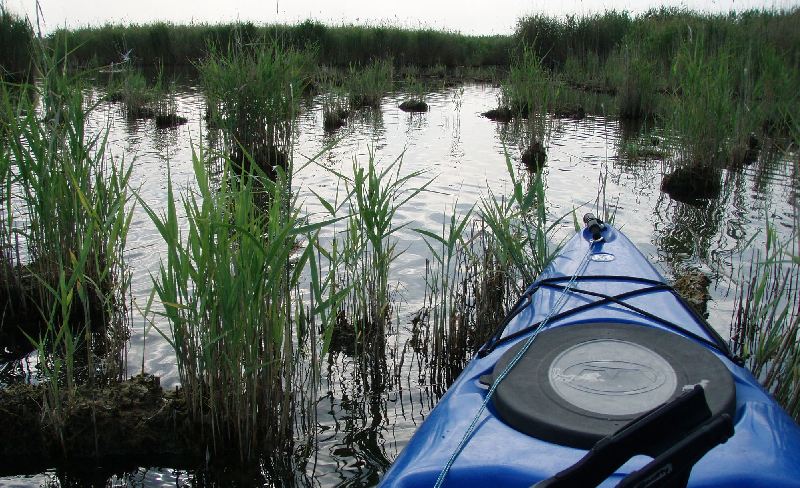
[413,154,563,387]
[731,219,800,420]
[312,151,427,356]
[141,147,343,461]
[480,152,564,293]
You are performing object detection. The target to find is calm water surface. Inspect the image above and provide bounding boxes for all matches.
[2,81,797,487]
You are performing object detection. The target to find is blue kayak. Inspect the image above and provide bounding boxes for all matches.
[381,217,800,487]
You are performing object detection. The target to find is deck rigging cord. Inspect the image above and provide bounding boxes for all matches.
[433,231,602,488]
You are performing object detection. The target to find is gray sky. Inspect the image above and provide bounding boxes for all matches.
[4,0,799,35]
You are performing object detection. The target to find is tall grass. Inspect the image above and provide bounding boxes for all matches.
[345,59,393,109]
[141,151,320,461]
[314,152,427,357]
[53,21,511,69]
[1,44,133,446]
[0,7,35,82]
[731,220,800,420]
[415,155,564,385]
[669,36,740,166]
[198,39,314,175]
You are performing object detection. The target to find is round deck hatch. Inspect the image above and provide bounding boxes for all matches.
[487,323,735,449]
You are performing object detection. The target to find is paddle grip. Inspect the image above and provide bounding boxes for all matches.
[583,213,604,241]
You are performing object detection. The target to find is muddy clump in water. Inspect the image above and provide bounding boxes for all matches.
[323,107,349,132]
[661,165,721,203]
[399,100,428,113]
[230,144,288,179]
[482,106,513,123]
[522,142,547,172]
[0,374,197,466]
[672,269,711,317]
[155,113,188,129]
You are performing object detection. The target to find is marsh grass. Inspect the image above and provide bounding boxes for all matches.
[314,152,428,357]
[415,155,564,385]
[731,221,800,420]
[0,7,35,82]
[141,150,324,461]
[198,39,314,175]
[345,59,393,110]
[616,45,658,120]
[0,44,134,449]
[54,21,511,69]
[104,67,158,119]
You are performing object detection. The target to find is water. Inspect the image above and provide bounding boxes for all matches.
[1,81,797,487]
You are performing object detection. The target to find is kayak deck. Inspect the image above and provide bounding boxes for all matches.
[381,226,800,487]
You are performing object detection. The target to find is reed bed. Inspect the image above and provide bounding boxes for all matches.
[53,21,510,69]
[0,45,134,447]
[0,7,35,82]
[731,221,800,420]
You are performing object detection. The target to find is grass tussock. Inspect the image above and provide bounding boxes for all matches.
[198,39,314,175]
[1,45,134,448]
[314,152,428,357]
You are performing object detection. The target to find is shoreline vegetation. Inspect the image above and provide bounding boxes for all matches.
[1,4,798,482]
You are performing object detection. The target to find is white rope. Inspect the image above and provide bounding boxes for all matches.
[433,238,600,488]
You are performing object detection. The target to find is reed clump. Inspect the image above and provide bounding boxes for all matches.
[141,151,316,461]
[416,156,564,385]
[731,221,800,420]
[198,39,314,176]
[314,153,427,357]
[345,59,393,110]
[1,44,134,450]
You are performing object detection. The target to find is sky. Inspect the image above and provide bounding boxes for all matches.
[3,0,799,35]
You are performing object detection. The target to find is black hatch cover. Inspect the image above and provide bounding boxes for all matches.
[486,323,736,449]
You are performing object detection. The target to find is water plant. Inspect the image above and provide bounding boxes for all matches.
[198,38,314,175]
[345,59,393,110]
[414,155,564,385]
[731,220,800,420]
[141,150,317,461]
[0,7,35,82]
[314,152,428,357]
[0,43,134,452]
